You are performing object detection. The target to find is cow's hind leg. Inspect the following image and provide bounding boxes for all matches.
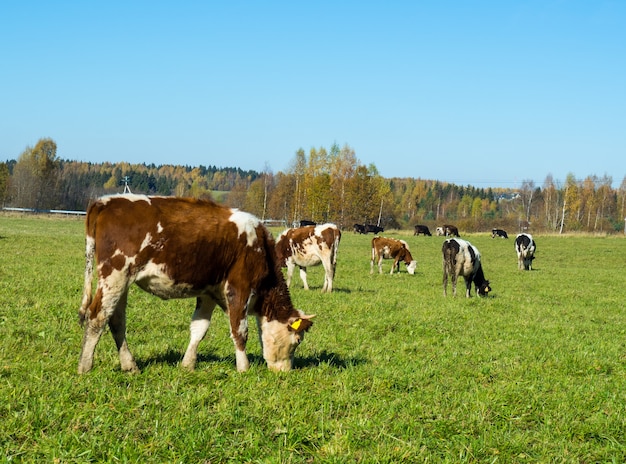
[182,296,216,370]
[78,316,107,374]
[320,258,334,293]
[78,280,127,373]
[107,290,139,373]
[299,266,309,290]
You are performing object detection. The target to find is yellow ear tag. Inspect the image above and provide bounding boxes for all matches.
[290,319,302,330]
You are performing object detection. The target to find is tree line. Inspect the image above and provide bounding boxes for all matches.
[2,138,625,234]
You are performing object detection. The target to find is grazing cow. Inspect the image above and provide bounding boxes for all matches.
[299,220,316,227]
[515,233,536,270]
[414,225,432,236]
[353,223,366,234]
[436,224,460,237]
[370,236,417,275]
[442,238,491,297]
[492,228,509,239]
[275,223,341,293]
[77,194,314,374]
[364,224,384,234]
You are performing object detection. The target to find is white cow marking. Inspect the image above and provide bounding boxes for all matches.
[229,209,259,247]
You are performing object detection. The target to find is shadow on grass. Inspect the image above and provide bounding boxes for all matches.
[138,348,366,371]
[296,350,367,370]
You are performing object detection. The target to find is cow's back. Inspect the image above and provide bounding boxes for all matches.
[88,195,269,291]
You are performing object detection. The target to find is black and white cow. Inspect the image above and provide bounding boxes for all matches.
[299,220,316,227]
[414,225,432,236]
[515,233,536,270]
[442,238,491,297]
[492,228,508,239]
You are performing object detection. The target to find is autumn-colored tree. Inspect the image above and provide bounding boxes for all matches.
[329,144,357,228]
[0,162,10,205]
[11,138,60,209]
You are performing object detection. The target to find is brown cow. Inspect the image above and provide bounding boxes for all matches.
[275,223,341,293]
[370,236,417,275]
[77,194,314,374]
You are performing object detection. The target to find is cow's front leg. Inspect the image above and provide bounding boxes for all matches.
[464,277,472,298]
[182,297,216,370]
[227,286,253,372]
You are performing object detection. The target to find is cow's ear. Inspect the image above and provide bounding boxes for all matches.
[288,316,314,332]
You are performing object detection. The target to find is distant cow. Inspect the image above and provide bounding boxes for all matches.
[353,223,366,234]
[299,220,316,227]
[364,224,384,234]
[414,225,432,236]
[370,236,417,275]
[515,233,536,270]
[492,228,508,239]
[77,194,314,374]
[276,223,341,293]
[436,224,460,237]
[442,238,491,297]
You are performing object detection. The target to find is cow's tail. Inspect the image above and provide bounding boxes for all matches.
[78,206,97,327]
[442,242,456,277]
[331,229,341,278]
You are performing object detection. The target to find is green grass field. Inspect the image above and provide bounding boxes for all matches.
[1,215,626,462]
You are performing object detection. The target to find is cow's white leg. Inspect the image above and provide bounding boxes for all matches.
[182,297,216,370]
[464,277,472,298]
[285,261,295,287]
[108,290,139,373]
[378,257,384,274]
[78,319,106,374]
[299,266,309,290]
[226,285,251,372]
[320,258,333,293]
[78,277,128,373]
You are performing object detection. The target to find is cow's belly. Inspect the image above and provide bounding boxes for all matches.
[133,262,201,299]
[292,252,322,268]
[135,273,196,299]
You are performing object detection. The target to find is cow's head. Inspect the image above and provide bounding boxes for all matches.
[407,260,417,275]
[436,227,445,236]
[260,312,315,371]
[477,281,491,297]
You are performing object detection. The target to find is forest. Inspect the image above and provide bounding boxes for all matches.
[1,137,625,234]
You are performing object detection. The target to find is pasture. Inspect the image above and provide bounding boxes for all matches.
[1,215,626,462]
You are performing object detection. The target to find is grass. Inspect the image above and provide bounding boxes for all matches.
[1,214,626,462]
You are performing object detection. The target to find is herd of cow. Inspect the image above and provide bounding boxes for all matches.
[76,194,537,375]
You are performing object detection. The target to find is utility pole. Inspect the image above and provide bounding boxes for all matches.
[122,176,132,194]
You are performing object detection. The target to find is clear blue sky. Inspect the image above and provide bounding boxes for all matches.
[2,1,624,188]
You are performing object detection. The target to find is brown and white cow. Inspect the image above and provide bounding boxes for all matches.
[436,224,460,237]
[442,238,491,297]
[275,223,341,293]
[370,236,417,275]
[77,194,314,374]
